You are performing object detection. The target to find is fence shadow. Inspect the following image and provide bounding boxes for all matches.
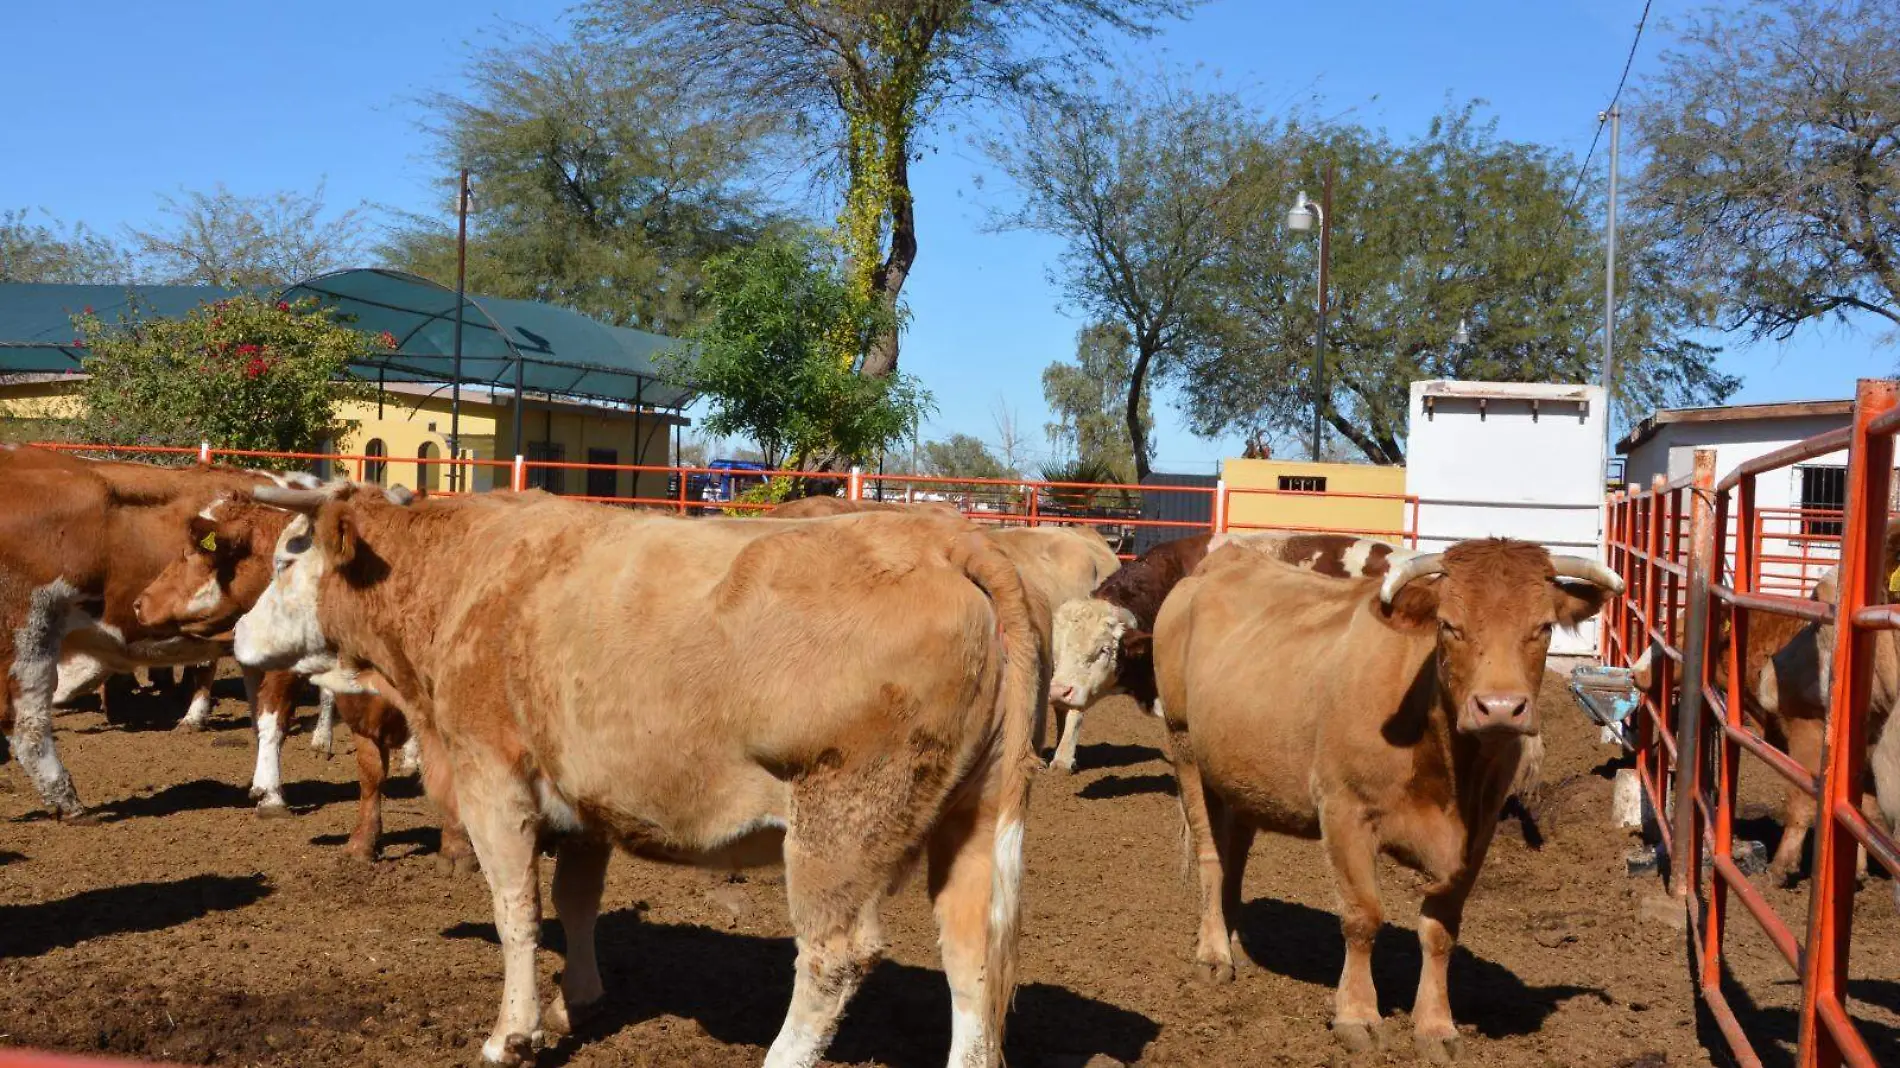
[444,912,1159,1066]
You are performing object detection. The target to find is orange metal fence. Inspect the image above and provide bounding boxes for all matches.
[29,441,1425,558]
[1603,379,1898,1068]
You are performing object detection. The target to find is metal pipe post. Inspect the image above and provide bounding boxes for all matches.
[450,167,470,493]
[1670,448,1717,898]
[1312,161,1333,462]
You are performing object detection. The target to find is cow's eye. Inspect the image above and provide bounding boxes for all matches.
[1440,622,1466,641]
[274,557,293,574]
[1529,622,1554,642]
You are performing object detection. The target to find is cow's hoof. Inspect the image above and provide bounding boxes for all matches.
[1768,861,1801,889]
[1192,956,1235,985]
[436,852,480,876]
[57,808,99,826]
[1331,1020,1384,1054]
[479,1032,535,1066]
[309,732,334,757]
[1050,758,1076,775]
[173,719,207,734]
[545,991,600,1037]
[255,801,293,820]
[343,841,378,863]
[1414,1031,1464,1064]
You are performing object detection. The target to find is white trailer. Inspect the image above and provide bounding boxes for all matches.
[1403,380,1609,656]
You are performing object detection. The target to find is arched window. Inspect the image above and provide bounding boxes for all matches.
[417,441,441,492]
[363,439,387,485]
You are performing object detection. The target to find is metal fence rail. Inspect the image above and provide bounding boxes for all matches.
[1604,378,1899,1068]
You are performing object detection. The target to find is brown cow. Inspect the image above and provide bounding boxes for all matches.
[767,495,959,519]
[0,445,313,817]
[134,494,466,866]
[1047,532,1416,767]
[233,487,1041,1067]
[1153,539,1620,1061]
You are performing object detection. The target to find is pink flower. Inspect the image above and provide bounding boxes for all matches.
[276,301,291,312]
[244,357,270,379]
[236,343,261,356]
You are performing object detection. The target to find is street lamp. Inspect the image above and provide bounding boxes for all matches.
[449,169,475,492]
[1285,162,1333,462]
[1452,317,1470,346]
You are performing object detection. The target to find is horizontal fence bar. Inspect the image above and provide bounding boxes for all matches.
[1716,427,1852,493]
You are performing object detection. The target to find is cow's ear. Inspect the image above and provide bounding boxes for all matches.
[216,517,254,554]
[1383,583,1441,630]
[1553,580,1615,628]
[188,515,219,551]
[1120,629,1153,660]
[317,506,359,570]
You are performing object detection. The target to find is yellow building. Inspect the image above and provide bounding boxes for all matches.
[1222,458,1410,541]
[0,376,685,501]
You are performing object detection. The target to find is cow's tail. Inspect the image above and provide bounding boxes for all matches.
[952,531,1043,1060]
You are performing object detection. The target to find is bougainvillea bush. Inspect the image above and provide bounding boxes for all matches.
[65,295,375,468]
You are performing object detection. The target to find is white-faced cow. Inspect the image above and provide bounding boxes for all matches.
[232,486,1040,1068]
[1152,539,1621,1062]
[1046,531,1414,771]
[134,494,450,861]
[0,445,316,817]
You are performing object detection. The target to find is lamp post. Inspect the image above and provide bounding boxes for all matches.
[450,168,473,491]
[1286,161,1334,462]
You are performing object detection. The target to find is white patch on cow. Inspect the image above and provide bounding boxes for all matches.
[1340,540,1379,577]
[397,735,422,776]
[198,495,230,522]
[947,1003,987,1068]
[310,688,336,754]
[250,709,286,809]
[535,776,584,833]
[1150,696,1166,720]
[990,816,1025,942]
[54,655,111,705]
[10,579,85,815]
[183,573,224,617]
[235,514,336,677]
[1049,599,1137,710]
[182,688,213,727]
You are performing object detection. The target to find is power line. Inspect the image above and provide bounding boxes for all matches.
[1564,0,1655,213]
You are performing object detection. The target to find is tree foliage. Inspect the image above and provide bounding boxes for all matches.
[586,0,1200,377]
[1190,106,1734,464]
[1042,321,1150,481]
[64,296,373,467]
[667,235,931,470]
[919,432,1018,493]
[1635,0,1900,340]
[127,183,369,287]
[1,209,130,284]
[383,29,785,335]
[991,78,1257,479]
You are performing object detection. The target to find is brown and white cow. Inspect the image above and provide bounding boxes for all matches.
[232,486,1041,1067]
[1153,539,1620,1061]
[0,445,316,817]
[134,494,451,862]
[1047,531,1414,770]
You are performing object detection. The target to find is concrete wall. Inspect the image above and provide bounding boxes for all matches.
[1222,459,1408,539]
[1405,381,1609,655]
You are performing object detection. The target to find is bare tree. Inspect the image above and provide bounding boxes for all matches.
[128,182,370,287]
[990,398,1031,474]
[1,209,130,283]
[1636,0,1900,340]
[989,77,1259,480]
[584,0,1201,380]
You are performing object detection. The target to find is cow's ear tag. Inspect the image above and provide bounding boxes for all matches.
[200,531,218,552]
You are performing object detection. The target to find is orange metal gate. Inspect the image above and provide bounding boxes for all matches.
[1604,378,1898,1068]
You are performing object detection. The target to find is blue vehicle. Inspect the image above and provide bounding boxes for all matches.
[690,458,770,502]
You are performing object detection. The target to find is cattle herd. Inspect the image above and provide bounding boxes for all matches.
[1,442,1677,1067]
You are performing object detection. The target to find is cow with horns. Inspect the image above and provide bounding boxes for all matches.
[1153,539,1622,1061]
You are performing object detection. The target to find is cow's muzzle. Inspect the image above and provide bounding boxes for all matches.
[1461,692,1536,735]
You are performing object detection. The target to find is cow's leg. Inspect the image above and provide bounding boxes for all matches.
[766,789,918,1068]
[1219,815,1258,967]
[53,655,111,709]
[344,723,388,861]
[928,795,1001,1068]
[1050,706,1084,774]
[309,687,336,756]
[1321,806,1384,1052]
[1772,719,1823,885]
[245,669,293,817]
[1414,880,1474,1064]
[6,582,85,818]
[459,769,545,1065]
[397,734,422,777]
[1164,725,1235,983]
[175,662,217,732]
[545,835,611,1037]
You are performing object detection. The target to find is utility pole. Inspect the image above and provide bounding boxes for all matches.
[450,167,471,492]
[1313,161,1333,463]
[1601,106,1620,462]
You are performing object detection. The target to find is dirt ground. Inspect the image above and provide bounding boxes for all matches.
[0,671,1895,1067]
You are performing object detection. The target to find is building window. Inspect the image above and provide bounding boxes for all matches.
[1278,475,1328,493]
[1798,465,1845,537]
[417,441,441,493]
[586,448,618,499]
[528,442,566,494]
[364,439,387,485]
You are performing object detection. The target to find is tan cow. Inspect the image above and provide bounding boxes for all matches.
[232,487,1041,1068]
[1153,539,1620,1061]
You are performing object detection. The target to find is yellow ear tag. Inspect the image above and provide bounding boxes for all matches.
[200,531,218,552]
[1888,563,1900,594]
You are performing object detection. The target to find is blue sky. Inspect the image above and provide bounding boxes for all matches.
[5,0,1892,473]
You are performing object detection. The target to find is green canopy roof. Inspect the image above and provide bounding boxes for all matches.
[0,269,694,409]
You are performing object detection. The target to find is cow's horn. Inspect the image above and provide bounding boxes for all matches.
[1379,553,1446,604]
[384,485,415,506]
[1549,555,1627,594]
[251,485,331,513]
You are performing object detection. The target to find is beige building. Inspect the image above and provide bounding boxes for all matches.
[1221,458,1410,541]
[0,376,686,501]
